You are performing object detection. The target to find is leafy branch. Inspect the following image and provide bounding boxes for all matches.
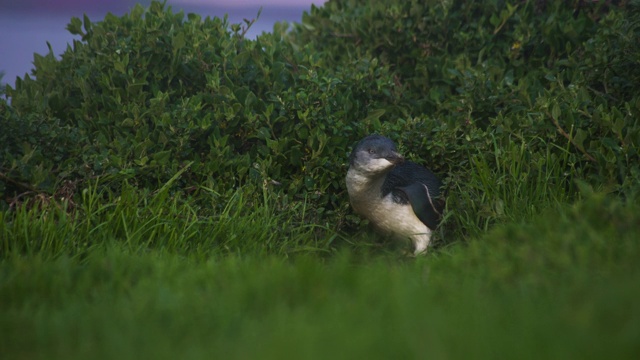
[546,111,597,163]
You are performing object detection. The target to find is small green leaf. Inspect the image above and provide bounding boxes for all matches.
[551,103,561,120]
[152,150,172,164]
[83,14,92,33]
[573,128,588,149]
[363,109,385,130]
[66,17,84,36]
[601,137,619,152]
[135,156,149,166]
[114,61,126,74]
[172,32,186,51]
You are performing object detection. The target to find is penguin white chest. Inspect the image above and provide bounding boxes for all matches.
[363,193,429,238]
[346,168,433,254]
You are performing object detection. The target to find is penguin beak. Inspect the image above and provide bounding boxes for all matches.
[385,152,404,165]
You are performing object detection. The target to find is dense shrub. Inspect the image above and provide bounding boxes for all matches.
[291,0,640,232]
[1,0,639,241]
[1,2,400,217]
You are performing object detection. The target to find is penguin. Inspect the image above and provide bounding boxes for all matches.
[345,135,444,255]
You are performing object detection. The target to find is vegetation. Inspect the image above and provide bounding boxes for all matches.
[1,0,639,358]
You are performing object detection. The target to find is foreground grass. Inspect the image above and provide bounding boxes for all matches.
[1,187,639,359]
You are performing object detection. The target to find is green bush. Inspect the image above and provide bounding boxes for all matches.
[1,0,639,243]
[1,2,400,217]
[291,0,640,234]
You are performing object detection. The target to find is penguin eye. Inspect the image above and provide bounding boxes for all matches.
[368,149,375,154]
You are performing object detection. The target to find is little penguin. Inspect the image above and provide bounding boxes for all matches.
[345,134,444,255]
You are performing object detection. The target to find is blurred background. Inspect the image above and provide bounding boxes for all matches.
[0,0,322,87]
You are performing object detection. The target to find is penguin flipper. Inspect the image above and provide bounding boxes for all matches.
[398,182,443,230]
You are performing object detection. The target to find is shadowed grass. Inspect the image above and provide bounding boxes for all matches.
[445,135,578,240]
[1,177,342,260]
[0,135,638,359]
[1,188,639,359]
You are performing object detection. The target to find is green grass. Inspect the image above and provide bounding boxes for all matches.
[445,135,580,240]
[1,177,339,260]
[1,177,639,359]
[1,130,637,359]
[2,245,639,359]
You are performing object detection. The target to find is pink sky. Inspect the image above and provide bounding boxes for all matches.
[170,0,325,7]
[0,1,327,13]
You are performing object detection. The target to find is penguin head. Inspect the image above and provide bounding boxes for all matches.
[349,135,404,176]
